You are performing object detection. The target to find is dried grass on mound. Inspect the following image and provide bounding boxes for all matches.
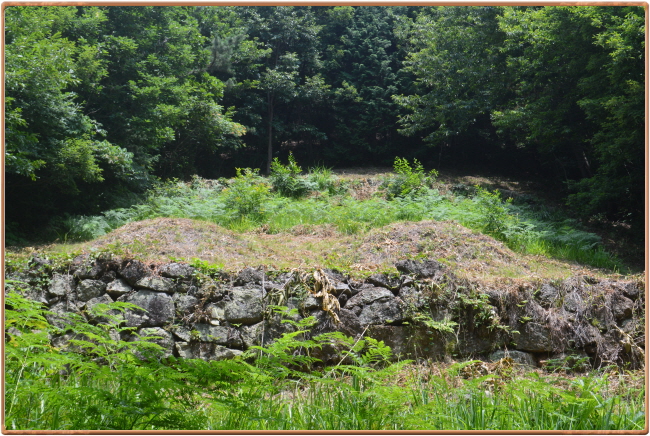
[356,220,530,275]
[89,218,252,263]
[86,217,604,280]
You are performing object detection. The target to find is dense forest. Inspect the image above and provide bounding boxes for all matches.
[5,5,645,243]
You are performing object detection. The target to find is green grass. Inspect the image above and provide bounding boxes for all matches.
[5,290,645,431]
[54,162,625,272]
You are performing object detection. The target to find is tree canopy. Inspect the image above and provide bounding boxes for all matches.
[4,5,645,241]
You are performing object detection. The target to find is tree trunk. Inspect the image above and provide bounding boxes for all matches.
[571,142,592,179]
[266,92,274,175]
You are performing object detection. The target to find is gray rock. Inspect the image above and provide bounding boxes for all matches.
[366,274,401,292]
[622,282,641,301]
[119,290,175,328]
[173,294,199,313]
[106,278,132,299]
[332,281,351,297]
[513,322,555,352]
[134,327,175,359]
[346,287,394,308]
[563,291,584,313]
[323,268,346,283]
[234,267,265,286]
[119,260,150,286]
[77,279,107,302]
[610,294,634,322]
[172,325,193,342]
[83,294,115,311]
[240,322,265,348]
[346,287,403,325]
[367,325,447,361]
[395,259,444,278]
[224,288,264,325]
[337,309,364,338]
[211,345,245,361]
[48,274,75,297]
[74,263,104,280]
[192,323,243,348]
[620,318,640,334]
[489,350,536,367]
[175,342,243,361]
[537,284,560,308]
[100,270,117,284]
[398,286,427,309]
[160,263,196,279]
[302,295,321,311]
[207,303,226,325]
[136,276,176,293]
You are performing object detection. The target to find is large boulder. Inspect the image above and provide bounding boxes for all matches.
[48,274,75,298]
[224,288,264,325]
[136,276,176,293]
[119,260,151,286]
[160,263,196,279]
[345,287,403,325]
[395,259,445,279]
[536,284,560,308]
[119,290,174,328]
[234,267,265,286]
[77,279,107,302]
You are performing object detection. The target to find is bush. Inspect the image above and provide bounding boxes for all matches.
[270,153,314,198]
[473,186,516,240]
[222,168,271,221]
[307,165,347,196]
[382,157,438,199]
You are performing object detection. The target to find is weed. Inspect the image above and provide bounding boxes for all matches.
[382,157,438,199]
[270,153,314,199]
[222,168,271,221]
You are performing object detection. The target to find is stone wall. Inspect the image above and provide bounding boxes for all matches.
[7,254,645,369]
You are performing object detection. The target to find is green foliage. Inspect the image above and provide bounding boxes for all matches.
[473,187,515,240]
[5,284,644,430]
[269,153,314,198]
[58,168,622,271]
[307,165,346,195]
[5,291,203,430]
[396,6,644,234]
[222,168,271,221]
[382,157,438,199]
[411,313,458,334]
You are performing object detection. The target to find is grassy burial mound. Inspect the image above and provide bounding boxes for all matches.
[5,161,645,430]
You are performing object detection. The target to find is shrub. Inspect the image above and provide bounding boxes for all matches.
[307,165,347,195]
[222,168,271,221]
[270,153,314,198]
[473,186,516,240]
[383,157,438,199]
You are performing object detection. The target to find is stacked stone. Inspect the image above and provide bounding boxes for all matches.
[10,255,645,368]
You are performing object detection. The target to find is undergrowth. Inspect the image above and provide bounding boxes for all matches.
[5,289,645,431]
[56,157,624,271]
